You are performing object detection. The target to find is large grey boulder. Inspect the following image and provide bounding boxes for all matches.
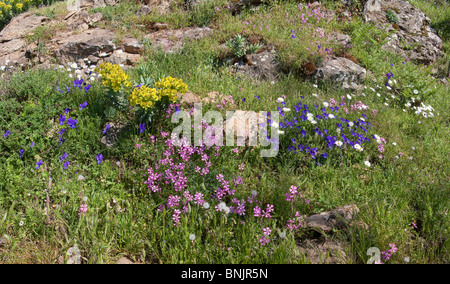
[54,29,117,62]
[313,56,367,90]
[144,27,213,53]
[235,48,280,82]
[0,12,49,66]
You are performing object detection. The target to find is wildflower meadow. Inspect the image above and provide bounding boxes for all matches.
[0,0,448,266]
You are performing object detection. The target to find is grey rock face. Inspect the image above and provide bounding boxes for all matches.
[313,57,367,90]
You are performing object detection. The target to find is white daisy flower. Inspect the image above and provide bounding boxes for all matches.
[328,114,335,119]
[413,89,419,94]
[217,202,226,211]
[354,144,363,151]
[276,97,284,103]
[335,141,343,147]
[278,130,285,134]
[311,120,317,124]
[364,161,371,167]
[282,107,291,112]
[323,102,329,107]
[312,93,318,97]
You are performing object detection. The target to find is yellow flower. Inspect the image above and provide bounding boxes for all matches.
[129,85,159,110]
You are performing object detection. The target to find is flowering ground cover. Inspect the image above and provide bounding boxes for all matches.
[0,0,448,264]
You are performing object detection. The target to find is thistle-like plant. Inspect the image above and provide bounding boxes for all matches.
[226,34,262,59]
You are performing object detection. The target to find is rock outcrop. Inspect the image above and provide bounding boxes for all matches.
[363,0,444,64]
[313,56,367,90]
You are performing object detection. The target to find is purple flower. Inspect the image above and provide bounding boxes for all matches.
[19,148,24,158]
[57,128,65,137]
[59,138,65,145]
[36,160,43,169]
[139,123,146,134]
[300,129,306,137]
[103,124,111,134]
[63,161,70,170]
[84,85,91,94]
[3,130,11,138]
[29,142,35,147]
[79,101,88,111]
[64,108,71,114]
[60,152,68,162]
[67,118,78,129]
[59,114,66,126]
[96,154,103,164]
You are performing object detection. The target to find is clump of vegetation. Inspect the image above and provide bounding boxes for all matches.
[386,9,399,23]
[225,34,262,59]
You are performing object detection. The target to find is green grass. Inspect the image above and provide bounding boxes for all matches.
[0,0,448,264]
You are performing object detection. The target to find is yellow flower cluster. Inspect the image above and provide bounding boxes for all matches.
[0,2,13,12]
[129,77,188,110]
[95,62,131,92]
[154,76,188,102]
[1,0,32,20]
[129,85,160,110]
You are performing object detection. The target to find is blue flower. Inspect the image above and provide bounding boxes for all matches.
[29,142,35,147]
[84,85,91,94]
[139,123,146,134]
[3,130,10,138]
[36,160,43,169]
[58,128,65,137]
[59,138,65,145]
[19,148,24,158]
[64,108,71,114]
[59,114,66,126]
[67,118,78,129]
[60,152,68,162]
[63,161,70,170]
[79,101,88,111]
[103,124,111,134]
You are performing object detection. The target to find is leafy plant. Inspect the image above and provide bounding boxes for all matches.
[386,9,398,24]
[225,34,262,59]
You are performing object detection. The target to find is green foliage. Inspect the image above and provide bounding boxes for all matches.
[385,9,398,24]
[0,0,449,265]
[225,34,262,58]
